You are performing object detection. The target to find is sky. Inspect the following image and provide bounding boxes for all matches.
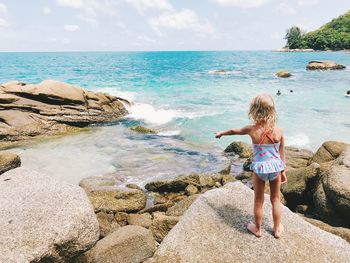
[0,0,349,51]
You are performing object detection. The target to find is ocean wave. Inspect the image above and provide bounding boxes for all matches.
[126,103,178,125]
[157,130,181,136]
[96,87,137,102]
[286,133,310,148]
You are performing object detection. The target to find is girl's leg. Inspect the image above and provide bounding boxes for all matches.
[248,173,265,237]
[269,173,282,238]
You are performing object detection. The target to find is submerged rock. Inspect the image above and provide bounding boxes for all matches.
[149,182,350,263]
[306,61,346,70]
[130,125,157,134]
[0,152,21,174]
[0,80,128,147]
[276,70,292,78]
[0,168,100,262]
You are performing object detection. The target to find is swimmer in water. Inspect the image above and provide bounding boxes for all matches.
[346,90,350,97]
[290,89,293,93]
[277,90,281,96]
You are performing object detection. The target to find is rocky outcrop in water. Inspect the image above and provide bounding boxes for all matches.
[276,70,292,78]
[0,80,128,148]
[0,167,100,262]
[306,61,346,70]
[149,182,350,263]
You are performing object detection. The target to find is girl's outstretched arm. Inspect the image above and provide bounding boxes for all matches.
[215,125,252,139]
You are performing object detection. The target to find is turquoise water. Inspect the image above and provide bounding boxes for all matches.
[1,51,350,184]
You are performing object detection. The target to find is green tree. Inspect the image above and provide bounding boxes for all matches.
[284,26,306,49]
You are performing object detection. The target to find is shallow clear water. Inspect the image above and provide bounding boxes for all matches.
[1,51,350,184]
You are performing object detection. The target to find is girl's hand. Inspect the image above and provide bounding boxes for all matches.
[215,132,222,139]
[281,170,287,185]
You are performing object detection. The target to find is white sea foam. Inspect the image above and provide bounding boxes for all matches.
[96,87,136,102]
[157,130,181,136]
[208,69,242,75]
[286,133,310,147]
[127,103,178,125]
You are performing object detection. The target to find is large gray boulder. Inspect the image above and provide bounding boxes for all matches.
[306,61,346,70]
[149,182,350,263]
[0,168,100,262]
[0,80,128,147]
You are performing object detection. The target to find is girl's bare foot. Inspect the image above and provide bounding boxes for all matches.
[247,221,262,237]
[274,224,284,239]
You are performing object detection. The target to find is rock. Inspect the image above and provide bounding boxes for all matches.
[127,213,153,228]
[83,225,156,263]
[0,152,21,174]
[165,194,200,217]
[79,176,117,191]
[281,163,320,210]
[96,212,120,238]
[306,61,346,70]
[130,125,157,134]
[185,184,198,195]
[145,174,200,193]
[0,168,99,262]
[224,141,252,158]
[126,183,144,191]
[242,158,252,171]
[85,185,147,213]
[221,174,236,185]
[296,205,309,214]
[149,182,350,263]
[151,192,186,205]
[151,212,180,243]
[199,174,216,188]
[310,141,348,164]
[276,70,292,78]
[0,80,128,147]
[285,146,313,169]
[114,212,128,227]
[138,203,175,214]
[322,148,350,222]
[236,171,252,180]
[303,216,350,243]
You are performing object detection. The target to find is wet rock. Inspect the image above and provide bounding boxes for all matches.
[0,168,99,262]
[83,225,156,263]
[276,70,292,78]
[221,174,237,185]
[138,203,175,214]
[224,141,252,158]
[145,174,200,193]
[79,176,117,191]
[306,61,346,70]
[126,183,144,192]
[114,212,128,227]
[149,182,350,263]
[0,152,21,175]
[0,80,128,147]
[236,171,252,180]
[285,146,313,169]
[130,125,157,134]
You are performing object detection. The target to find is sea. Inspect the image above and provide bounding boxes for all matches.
[1,51,350,185]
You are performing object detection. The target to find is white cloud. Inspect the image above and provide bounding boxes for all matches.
[149,9,215,36]
[297,0,319,6]
[0,17,9,27]
[126,0,173,12]
[278,3,296,16]
[64,24,80,31]
[43,7,51,15]
[56,0,84,9]
[213,0,269,8]
[0,2,7,13]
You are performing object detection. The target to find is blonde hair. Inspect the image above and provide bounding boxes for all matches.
[248,94,277,128]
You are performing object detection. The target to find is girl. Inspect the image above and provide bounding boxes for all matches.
[215,94,286,238]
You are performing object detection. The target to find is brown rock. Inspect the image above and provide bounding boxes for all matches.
[114,212,128,226]
[0,152,21,174]
[310,141,348,164]
[127,213,152,228]
[224,141,252,158]
[165,194,200,217]
[151,212,180,242]
[145,174,200,193]
[306,61,346,70]
[185,184,198,195]
[96,211,120,238]
[285,146,313,169]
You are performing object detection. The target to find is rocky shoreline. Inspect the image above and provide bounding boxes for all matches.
[1,80,350,262]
